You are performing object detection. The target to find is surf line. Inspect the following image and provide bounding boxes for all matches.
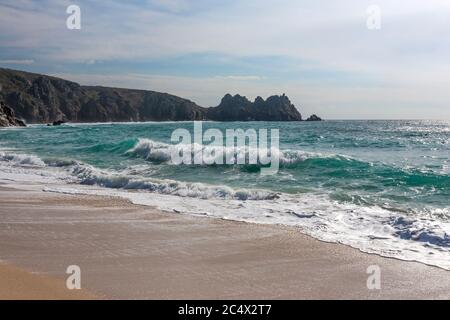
[170,121,280,175]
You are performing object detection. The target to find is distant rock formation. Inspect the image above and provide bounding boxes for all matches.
[0,68,306,123]
[306,114,323,121]
[206,94,302,121]
[0,101,26,127]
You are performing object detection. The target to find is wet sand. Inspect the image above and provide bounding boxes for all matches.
[0,185,449,299]
[0,263,96,300]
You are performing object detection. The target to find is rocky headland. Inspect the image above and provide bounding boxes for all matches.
[0,68,321,126]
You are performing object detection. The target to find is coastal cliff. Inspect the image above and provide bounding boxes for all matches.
[0,68,306,124]
[0,68,205,124]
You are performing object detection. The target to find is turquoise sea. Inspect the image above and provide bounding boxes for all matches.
[1,120,449,268]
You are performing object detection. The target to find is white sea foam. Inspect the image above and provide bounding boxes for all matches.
[1,150,450,270]
[0,151,46,167]
[41,183,450,270]
[127,138,347,166]
[68,162,277,200]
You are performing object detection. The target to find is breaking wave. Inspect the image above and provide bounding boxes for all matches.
[0,151,46,167]
[69,162,278,201]
[1,138,449,270]
[126,138,354,166]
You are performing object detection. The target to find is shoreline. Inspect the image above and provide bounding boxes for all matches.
[0,183,449,299]
[44,186,450,273]
[2,121,449,271]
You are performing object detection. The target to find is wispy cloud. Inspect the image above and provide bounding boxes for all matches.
[1,0,449,119]
[214,75,265,81]
[0,59,35,65]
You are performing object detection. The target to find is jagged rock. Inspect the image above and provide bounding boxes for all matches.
[0,68,304,123]
[306,114,323,121]
[206,93,302,121]
[0,101,26,127]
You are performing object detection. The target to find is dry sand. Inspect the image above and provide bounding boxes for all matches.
[0,185,449,299]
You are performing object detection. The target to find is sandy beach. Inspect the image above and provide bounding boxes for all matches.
[0,263,96,300]
[1,0,449,302]
[0,183,449,299]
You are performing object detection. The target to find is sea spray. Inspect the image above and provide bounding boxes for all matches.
[170,121,280,175]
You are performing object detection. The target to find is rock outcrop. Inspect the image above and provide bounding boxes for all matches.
[52,120,66,126]
[0,68,304,123]
[0,101,26,127]
[206,94,302,121]
[306,114,323,121]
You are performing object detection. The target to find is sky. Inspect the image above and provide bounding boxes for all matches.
[0,0,450,119]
